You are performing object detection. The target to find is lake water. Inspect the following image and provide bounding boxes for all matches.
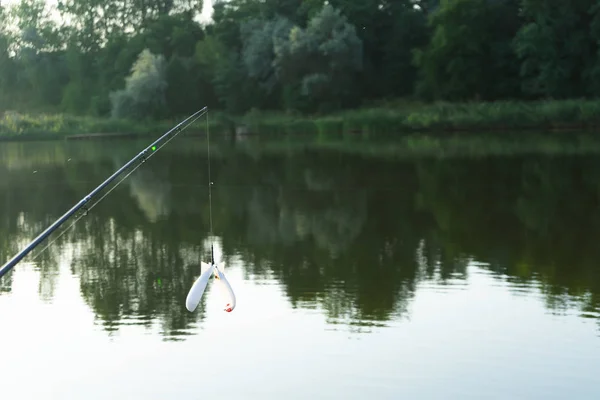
[1,137,599,399]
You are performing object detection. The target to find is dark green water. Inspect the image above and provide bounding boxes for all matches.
[0,138,599,399]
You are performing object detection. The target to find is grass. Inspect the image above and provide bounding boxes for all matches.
[228,131,600,160]
[239,99,600,136]
[4,98,600,140]
[0,111,233,140]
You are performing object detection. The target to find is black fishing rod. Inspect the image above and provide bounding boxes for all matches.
[0,106,208,279]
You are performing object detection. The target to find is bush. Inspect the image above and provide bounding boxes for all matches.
[110,49,168,120]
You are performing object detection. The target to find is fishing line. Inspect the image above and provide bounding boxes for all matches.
[206,108,215,265]
[207,109,213,237]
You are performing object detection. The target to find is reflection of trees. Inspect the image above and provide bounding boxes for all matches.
[69,216,205,338]
[0,159,79,297]
[2,139,600,336]
[62,157,211,338]
[127,170,172,223]
[0,143,210,338]
[414,156,600,321]
[0,268,11,293]
[213,152,436,326]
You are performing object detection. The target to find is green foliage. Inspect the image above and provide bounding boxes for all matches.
[0,111,228,138]
[4,0,600,126]
[8,98,600,138]
[0,33,16,109]
[413,0,521,101]
[61,43,92,114]
[380,3,429,97]
[11,0,62,52]
[110,49,168,119]
[514,0,598,98]
[231,99,600,136]
[144,13,204,59]
[211,0,265,50]
[241,16,294,94]
[274,4,363,112]
[212,51,260,113]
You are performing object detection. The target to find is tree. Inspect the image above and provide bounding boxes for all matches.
[514,0,597,98]
[241,16,294,95]
[212,50,260,113]
[143,13,204,60]
[413,0,521,101]
[110,49,168,119]
[274,4,363,112]
[57,0,204,47]
[1,0,67,108]
[380,2,429,98]
[211,0,264,50]
[11,0,62,53]
[0,6,14,109]
[61,41,93,114]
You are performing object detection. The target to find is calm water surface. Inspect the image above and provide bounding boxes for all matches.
[0,138,599,399]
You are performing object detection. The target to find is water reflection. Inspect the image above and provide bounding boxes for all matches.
[0,139,599,337]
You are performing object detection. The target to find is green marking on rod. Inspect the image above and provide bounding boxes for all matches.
[151,146,157,151]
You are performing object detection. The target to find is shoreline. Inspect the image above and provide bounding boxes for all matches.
[1,125,597,143]
[4,99,600,141]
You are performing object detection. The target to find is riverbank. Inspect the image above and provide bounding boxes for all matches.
[0,112,229,141]
[245,99,600,136]
[3,99,600,140]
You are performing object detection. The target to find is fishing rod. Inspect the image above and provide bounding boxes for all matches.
[0,106,208,280]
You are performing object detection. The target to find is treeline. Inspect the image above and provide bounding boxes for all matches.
[1,0,600,119]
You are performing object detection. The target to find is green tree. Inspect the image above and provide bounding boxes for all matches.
[166,55,213,115]
[198,0,271,113]
[110,49,168,119]
[61,41,94,114]
[240,15,294,107]
[210,0,264,50]
[0,5,14,109]
[274,4,363,112]
[301,0,428,99]
[143,13,204,60]
[413,0,521,101]
[5,0,67,108]
[380,2,429,97]
[11,0,62,52]
[514,0,597,98]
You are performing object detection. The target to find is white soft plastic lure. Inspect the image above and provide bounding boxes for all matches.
[185,261,236,313]
[213,264,236,312]
[185,262,214,312]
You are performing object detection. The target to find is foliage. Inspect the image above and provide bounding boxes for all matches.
[110,49,168,119]
[8,98,600,138]
[3,0,600,123]
[272,4,363,112]
[413,0,521,101]
[240,16,294,94]
[513,0,598,98]
[0,110,228,138]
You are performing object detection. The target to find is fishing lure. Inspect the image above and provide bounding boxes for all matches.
[185,260,236,313]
